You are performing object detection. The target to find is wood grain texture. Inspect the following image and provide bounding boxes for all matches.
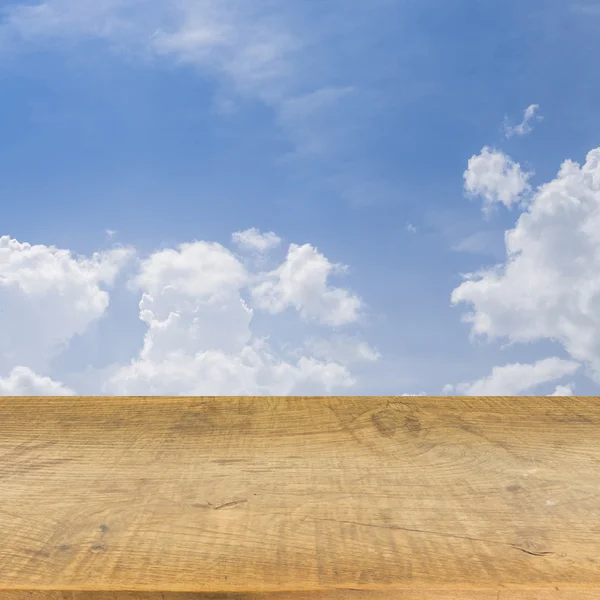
[1,396,599,600]
[4,592,600,600]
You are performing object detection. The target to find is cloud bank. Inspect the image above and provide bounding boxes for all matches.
[453,147,600,388]
[0,229,378,395]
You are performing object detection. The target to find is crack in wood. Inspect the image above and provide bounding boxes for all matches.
[308,517,564,558]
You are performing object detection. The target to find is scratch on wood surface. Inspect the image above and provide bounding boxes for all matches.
[212,499,248,510]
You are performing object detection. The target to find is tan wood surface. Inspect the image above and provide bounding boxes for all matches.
[3,592,600,600]
[0,396,599,600]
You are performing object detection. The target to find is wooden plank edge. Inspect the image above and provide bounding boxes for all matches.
[3,589,600,599]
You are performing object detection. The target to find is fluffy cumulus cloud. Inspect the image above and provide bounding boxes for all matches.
[453,147,600,382]
[550,383,575,397]
[0,227,375,396]
[464,147,532,212]
[104,234,371,395]
[251,243,362,326]
[106,342,355,396]
[0,367,74,396]
[0,235,134,374]
[232,228,281,252]
[443,357,580,396]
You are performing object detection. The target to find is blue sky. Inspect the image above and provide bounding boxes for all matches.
[1,0,600,395]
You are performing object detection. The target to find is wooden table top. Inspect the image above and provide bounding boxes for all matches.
[0,396,599,600]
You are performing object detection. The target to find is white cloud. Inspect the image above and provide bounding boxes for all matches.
[251,243,362,326]
[0,1,380,203]
[127,241,253,362]
[102,235,373,395]
[504,104,543,139]
[131,240,247,301]
[150,1,301,104]
[0,0,301,103]
[443,357,580,396]
[406,223,417,233]
[0,0,164,60]
[0,235,134,373]
[550,383,575,396]
[453,147,600,381]
[232,228,281,252]
[0,231,375,396]
[464,147,532,213]
[0,366,75,395]
[107,342,355,396]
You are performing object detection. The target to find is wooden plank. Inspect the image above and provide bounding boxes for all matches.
[0,396,599,599]
[4,592,600,600]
